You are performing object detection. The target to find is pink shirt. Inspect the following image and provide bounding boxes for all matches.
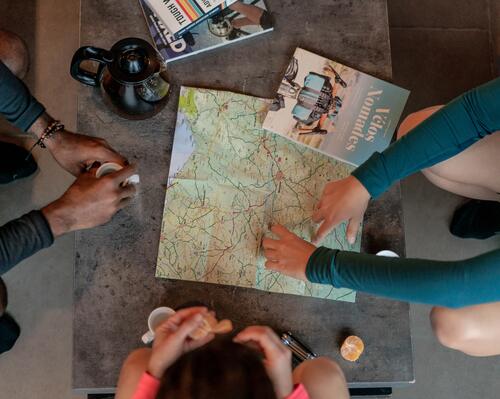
[132,372,310,399]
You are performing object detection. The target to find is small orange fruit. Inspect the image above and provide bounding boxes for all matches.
[340,335,364,362]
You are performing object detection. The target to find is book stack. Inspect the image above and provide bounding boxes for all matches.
[139,0,274,64]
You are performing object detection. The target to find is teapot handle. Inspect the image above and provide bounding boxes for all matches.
[70,46,113,87]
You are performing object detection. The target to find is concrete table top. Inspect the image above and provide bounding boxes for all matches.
[73,0,413,394]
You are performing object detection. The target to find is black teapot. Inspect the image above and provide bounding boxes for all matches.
[70,37,170,120]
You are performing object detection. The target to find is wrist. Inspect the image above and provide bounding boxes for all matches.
[28,113,66,150]
[147,358,168,380]
[41,199,75,238]
[350,175,370,200]
[29,113,51,139]
[274,376,294,399]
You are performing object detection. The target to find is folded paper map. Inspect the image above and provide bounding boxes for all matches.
[156,87,361,302]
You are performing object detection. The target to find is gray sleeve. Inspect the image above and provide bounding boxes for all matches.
[0,61,45,131]
[0,210,54,273]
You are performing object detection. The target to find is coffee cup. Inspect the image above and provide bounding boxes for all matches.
[141,307,176,344]
[95,162,140,185]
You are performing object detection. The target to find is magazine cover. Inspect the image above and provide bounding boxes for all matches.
[173,0,238,38]
[263,48,410,166]
[145,0,228,37]
[139,0,274,64]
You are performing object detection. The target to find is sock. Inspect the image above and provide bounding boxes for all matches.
[450,200,500,239]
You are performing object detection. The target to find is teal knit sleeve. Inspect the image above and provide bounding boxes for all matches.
[352,78,500,198]
[306,247,500,308]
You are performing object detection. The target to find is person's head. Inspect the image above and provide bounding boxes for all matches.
[0,30,30,79]
[156,338,277,399]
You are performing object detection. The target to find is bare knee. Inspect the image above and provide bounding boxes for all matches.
[0,30,30,78]
[294,357,348,398]
[116,348,152,399]
[307,356,344,377]
[430,307,477,351]
[397,106,444,139]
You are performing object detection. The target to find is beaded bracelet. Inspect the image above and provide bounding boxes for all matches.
[26,120,65,160]
[35,120,65,148]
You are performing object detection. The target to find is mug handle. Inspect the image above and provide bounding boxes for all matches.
[141,330,155,344]
[70,46,113,87]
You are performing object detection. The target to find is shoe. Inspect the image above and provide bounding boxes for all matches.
[0,278,6,317]
[450,200,500,239]
[0,279,20,355]
[0,313,20,355]
[0,142,38,184]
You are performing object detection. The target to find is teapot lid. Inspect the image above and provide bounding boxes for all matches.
[108,37,159,84]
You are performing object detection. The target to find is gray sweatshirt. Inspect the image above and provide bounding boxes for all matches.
[0,61,54,273]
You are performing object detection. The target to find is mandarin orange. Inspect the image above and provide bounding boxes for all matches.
[340,335,364,362]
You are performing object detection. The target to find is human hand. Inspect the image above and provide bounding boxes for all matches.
[234,326,293,399]
[41,164,137,237]
[313,175,370,245]
[147,307,214,379]
[29,113,126,176]
[262,224,316,281]
[48,130,127,176]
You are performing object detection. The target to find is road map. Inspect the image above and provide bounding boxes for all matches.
[156,87,361,302]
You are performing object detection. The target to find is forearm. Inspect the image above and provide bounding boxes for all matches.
[228,2,264,22]
[131,372,160,399]
[27,112,66,151]
[0,61,45,132]
[28,112,51,138]
[353,78,500,198]
[306,247,500,308]
[0,211,54,273]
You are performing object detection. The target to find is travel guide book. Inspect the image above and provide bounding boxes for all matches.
[139,0,273,64]
[263,48,410,167]
[145,0,235,38]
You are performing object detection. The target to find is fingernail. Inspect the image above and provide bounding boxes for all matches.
[348,236,355,244]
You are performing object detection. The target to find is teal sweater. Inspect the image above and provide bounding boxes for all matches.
[307,248,500,308]
[307,78,500,307]
[352,78,500,198]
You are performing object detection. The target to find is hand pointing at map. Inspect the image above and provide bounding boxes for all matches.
[312,175,370,245]
[262,225,316,281]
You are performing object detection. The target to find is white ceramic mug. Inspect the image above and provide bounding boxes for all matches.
[95,162,140,185]
[141,307,176,344]
[376,250,399,257]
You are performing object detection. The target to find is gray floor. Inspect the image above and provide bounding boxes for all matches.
[0,1,499,398]
[0,1,79,398]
